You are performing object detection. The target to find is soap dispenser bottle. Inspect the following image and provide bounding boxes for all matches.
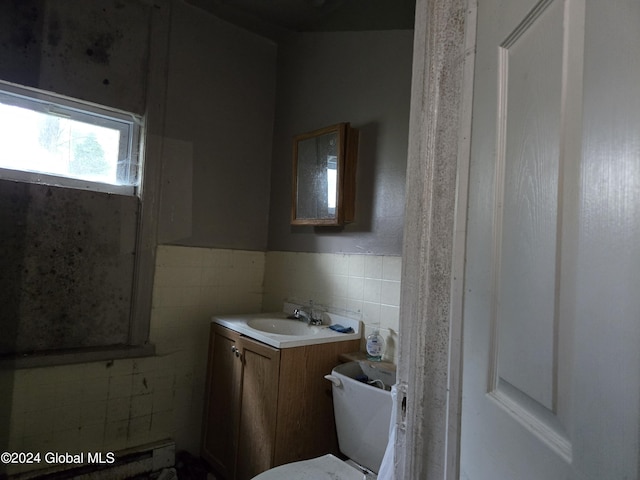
[366,329,385,362]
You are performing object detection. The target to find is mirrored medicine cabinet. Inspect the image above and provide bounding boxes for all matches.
[291,122,358,226]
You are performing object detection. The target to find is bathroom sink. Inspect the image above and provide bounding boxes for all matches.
[247,318,321,336]
[212,305,362,348]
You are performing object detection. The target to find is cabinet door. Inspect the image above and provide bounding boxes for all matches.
[274,339,361,465]
[202,324,243,479]
[235,336,281,480]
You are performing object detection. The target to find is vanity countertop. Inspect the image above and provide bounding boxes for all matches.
[212,309,362,349]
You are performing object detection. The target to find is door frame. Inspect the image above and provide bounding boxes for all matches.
[397,0,477,478]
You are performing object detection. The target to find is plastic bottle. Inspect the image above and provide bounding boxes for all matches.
[366,329,385,362]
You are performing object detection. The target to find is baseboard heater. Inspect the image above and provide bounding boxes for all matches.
[8,440,175,480]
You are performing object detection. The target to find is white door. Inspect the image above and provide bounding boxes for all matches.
[460,0,640,479]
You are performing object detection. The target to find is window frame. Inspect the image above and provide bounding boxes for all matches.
[0,79,143,196]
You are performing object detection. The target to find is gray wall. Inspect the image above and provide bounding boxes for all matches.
[158,1,277,249]
[267,30,413,255]
[0,0,412,356]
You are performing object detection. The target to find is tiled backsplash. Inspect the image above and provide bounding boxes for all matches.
[2,246,401,476]
[263,251,401,362]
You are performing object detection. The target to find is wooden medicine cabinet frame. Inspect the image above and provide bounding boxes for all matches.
[291,122,358,226]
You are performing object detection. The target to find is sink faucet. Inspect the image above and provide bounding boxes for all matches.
[292,308,323,326]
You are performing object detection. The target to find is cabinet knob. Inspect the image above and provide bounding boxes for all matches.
[231,346,241,358]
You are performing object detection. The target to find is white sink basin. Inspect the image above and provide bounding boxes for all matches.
[247,318,322,336]
[212,307,362,349]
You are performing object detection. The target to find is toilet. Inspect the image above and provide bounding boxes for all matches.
[252,361,396,480]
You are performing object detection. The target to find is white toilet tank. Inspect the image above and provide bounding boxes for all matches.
[330,361,396,474]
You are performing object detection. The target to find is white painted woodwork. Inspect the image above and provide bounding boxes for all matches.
[396,0,473,478]
[460,0,640,479]
[493,0,563,412]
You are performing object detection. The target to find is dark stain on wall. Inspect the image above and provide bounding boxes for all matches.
[0,0,44,86]
[47,10,61,47]
[85,31,121,65]
[36,0,150,114]
[10,3,39,51]
[0,183,30,356]
[0,180,138,355]
[82,2,126,66]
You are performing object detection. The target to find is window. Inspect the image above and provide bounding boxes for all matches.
[0,80,152,363]
[0,80,142,195]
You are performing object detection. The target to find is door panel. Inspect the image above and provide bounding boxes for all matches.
[494,0,564,413]
[461,0,640,478]
[235,337,280,480]
[202,325,242,479]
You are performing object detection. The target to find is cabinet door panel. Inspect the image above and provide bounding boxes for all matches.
[274,339,361,465]
[235,337,281,480]
[202,325,242,479]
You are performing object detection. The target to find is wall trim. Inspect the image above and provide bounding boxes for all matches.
[129,0,172,346]
[0,344,156,370]
[397,0,476,479]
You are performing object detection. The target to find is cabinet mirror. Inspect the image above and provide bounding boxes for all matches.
[291,122,358,226]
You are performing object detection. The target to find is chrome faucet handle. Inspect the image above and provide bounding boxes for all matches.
[293,308,311,323]
[309,307,323,325]
[291,306,322,325]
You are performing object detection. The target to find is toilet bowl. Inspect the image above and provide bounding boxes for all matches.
[252,361,396,480]
[250,454,366,480]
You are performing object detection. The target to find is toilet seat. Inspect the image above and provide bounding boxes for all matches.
[251,454,369,480]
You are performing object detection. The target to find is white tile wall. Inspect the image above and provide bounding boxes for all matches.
[2,246,265,476]
[263,251,402,362]
[3,246,401,476]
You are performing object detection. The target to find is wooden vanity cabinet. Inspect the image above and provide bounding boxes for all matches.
[202,324,280,480]
[202,323,361,480]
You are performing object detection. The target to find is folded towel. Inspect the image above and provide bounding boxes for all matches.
[328,324,354,334]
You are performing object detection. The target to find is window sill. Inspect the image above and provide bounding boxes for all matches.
[0,344,156,370]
